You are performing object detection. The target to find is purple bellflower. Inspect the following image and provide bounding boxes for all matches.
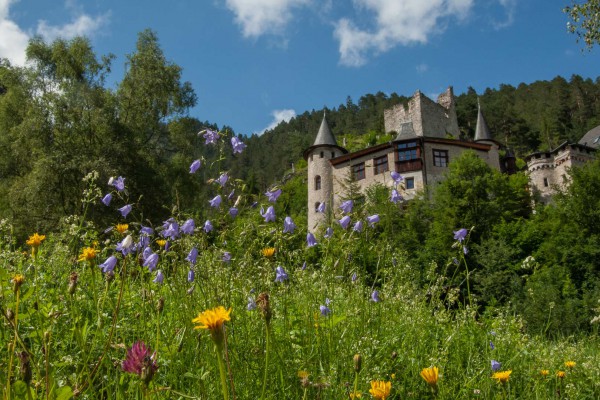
[186,247,198,265]
[390,171,404,184]
[231,136,246,154]
[204,220,213,233]
[353,220,364,233]
[119,204,132,218]
[187,269,195,283]
[491,360,502,372]
[454,228,468,242]
[217,173,228,187]
[222,252,232,263]
[339,216,351,229]
[116,235,135,256]
[99,255,118,273]
[189,159,201,173]
[144,253,159,272]
[275,266,288,283]
[367,214,380,228]
[490,341,495,350]
[209,195,222,208]
[112,176,126,192]
[317,202,326,213]
[153,270,164,284]
[306,232,318,247]
[228,189,235,200]
[181,219,195,235]
[320,305,331,316]
[302,261,307,270]
[161,221,179,241]
[247,296,257,311]
[390,188,403,204]
[352,272,357,282]
[203,129,219,145]
[371,290,381,302]
[339,200,353,214]
[324,227,334,239]
[101,193,112,206]
[265,188,282,202]
[143,246,153,261]
[261,206,276,223]
[229,207,238,218]
[140,226,154,236]
[283,216,296,233]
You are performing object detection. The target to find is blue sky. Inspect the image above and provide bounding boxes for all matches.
[1,0,599,136]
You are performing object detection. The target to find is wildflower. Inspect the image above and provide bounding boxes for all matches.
[189,159,201,173]
[140,226,154,236]
[283,216,296,233]
[324,227,333,238]
[143,253,159,271]
[12,274,25,292]
[453,228,468,242]
[204,220,214,233]
[161,220,179,240]
[256,292,272,323]
[217,173,228,187]
[229,207,238,218]
[463,246,469,255]
[491,360,502,372]
[116,235,135,256]
[203,129,219,144]
[367,214,380,227]
[118,204,132,218]
[490,341,495,350]
[260,206,276,222]
[320,305,331,316]
[390,188,402,204]
[306,232,318,247]
[186,247,198,265]
[192,306,232,343]
[371,290,381,302]
[317,202,326,213]
[565,361,576,369]
[228,190,235,200]
[339,200,353,214]
[101,193,112,206]
[115,223,128,234]
[209,195,222,208]
[349,391,361,399]
[302,261,307,270]
[262,247,276,258]
[247,296,257,311]
[181,219,195,235]
[339,216,351,229]
[222,252,232,262]
[99,255,118,273]
[122,341,158,385]
[275,266,288,283]
[26,233,46,249]
[353,220,363,233]
[156,239,167,248]
[153,270,164,284]
[231,136,246,153]
[265,188,282,202]
[420,366,439,388]
[188,269,195,282]
[492,370,512,384]
[112,176,126,191]
[369,380,391,400]
[143,246,153,261]
[77,247,98,262]
[390,171,403,184]
[352,272,357,282]
[556,370,566,378]
[540,370,549,377]
[298,370,310,388]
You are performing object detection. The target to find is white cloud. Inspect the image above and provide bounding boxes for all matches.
[416,63,428,74]
[0,0,109,66]
[493,0,516,30]
[257,108,296,135]
[224,0,310,38]
[334,0,474,67]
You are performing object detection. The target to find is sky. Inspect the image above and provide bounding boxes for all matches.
[1,0,599,136]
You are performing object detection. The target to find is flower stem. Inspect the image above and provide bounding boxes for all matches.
[260,325,270,400]
[215,341,230,400]
[6,287,20,399]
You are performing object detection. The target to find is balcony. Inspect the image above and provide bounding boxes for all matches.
[395,158,423,173]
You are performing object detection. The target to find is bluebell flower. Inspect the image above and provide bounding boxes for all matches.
[491,360,501,372]
[188,269,195,282]
[302,261,307,270]
[204,220,213,233]
[142,246,153,261]
[144,253,159,271]
[140,226,154,236]
[324,227,333,238]
[153,270,164,284]
[228,189,235,200]
[99,255,118,273]
[229,207,238,218]
[247,296,257,311]
[112,176,126,191]
[283,216,296,233]
[367,214,380,227]
[209,195,222,208]
[261,206,276,223]
[138,235,149,248]
[181,219,195,235]
[116,235,135,256]
[164,241,170,252]
[119,204,132,218]
[371,290,381,302]
[231,136,246,154]
[454,228,468,242]
[353,220,364,233]
[217,173,228,187]
[189,159,201,173]
[490,341,495,350]
[101,193,112,206]
[352,272,357,282]
[306,232,317,247]
[162,221,179,240]
[275,266,288,283]
[186,247,198,265]
[320,305,331,316]
[338,216,351,229]
[463,246,469,255]
[390,188,403,204]
[325,298,331,305]
[391,171,404,184]
[265,188,282,202]
[222,252,232,263]
[339,200,353,214]
[317,202,326,213]
[203,129,219,145]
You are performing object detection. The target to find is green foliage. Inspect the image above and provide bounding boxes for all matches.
[565,0,600,49]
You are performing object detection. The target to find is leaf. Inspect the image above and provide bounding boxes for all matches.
[55,386,73,400]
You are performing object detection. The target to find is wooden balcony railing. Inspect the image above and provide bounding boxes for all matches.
[395,158,423,173]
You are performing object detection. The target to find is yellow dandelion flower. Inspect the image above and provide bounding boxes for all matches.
[192,306,231,331]
[12,274,25,292]
[390,373,396,379]
[420,366,439,388]
[369,380,391,400]
[540,370,549,377]
[297,370,309,379]
[116,223,129,234]
[557,371,566,379]
[26,233,46,247]
[262,247,275,258]
[565,361,576,369]
[77,247,98,262]
[492,370,512,384]
[350,391,362,399]
[156,239,167,248]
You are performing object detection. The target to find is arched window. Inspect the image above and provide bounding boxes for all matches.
[320,151,324,158]
[315,175,321,190]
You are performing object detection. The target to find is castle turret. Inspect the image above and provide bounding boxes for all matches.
[474,99,492,142]
[303,114,347,230]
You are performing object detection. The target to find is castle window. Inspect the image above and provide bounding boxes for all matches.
[405,177,415,189]
[374,155,389,175]
[397,141,418,161]
[331,151,335,158]
[543,177,549,187]
[315,175,321,190]
[352,163,365,180]
[433,149,449,167]
[320,151,324,158]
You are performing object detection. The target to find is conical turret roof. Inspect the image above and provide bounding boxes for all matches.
[474,100,492,141]
[313,113,338,146]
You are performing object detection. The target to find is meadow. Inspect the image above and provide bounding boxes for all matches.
[1,132,600,400]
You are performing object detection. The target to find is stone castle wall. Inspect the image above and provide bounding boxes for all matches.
[307,147,344,230]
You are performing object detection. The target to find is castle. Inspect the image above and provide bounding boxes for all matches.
[304,87,598,229]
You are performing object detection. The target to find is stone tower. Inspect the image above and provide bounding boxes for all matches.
[303,114,347,230]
